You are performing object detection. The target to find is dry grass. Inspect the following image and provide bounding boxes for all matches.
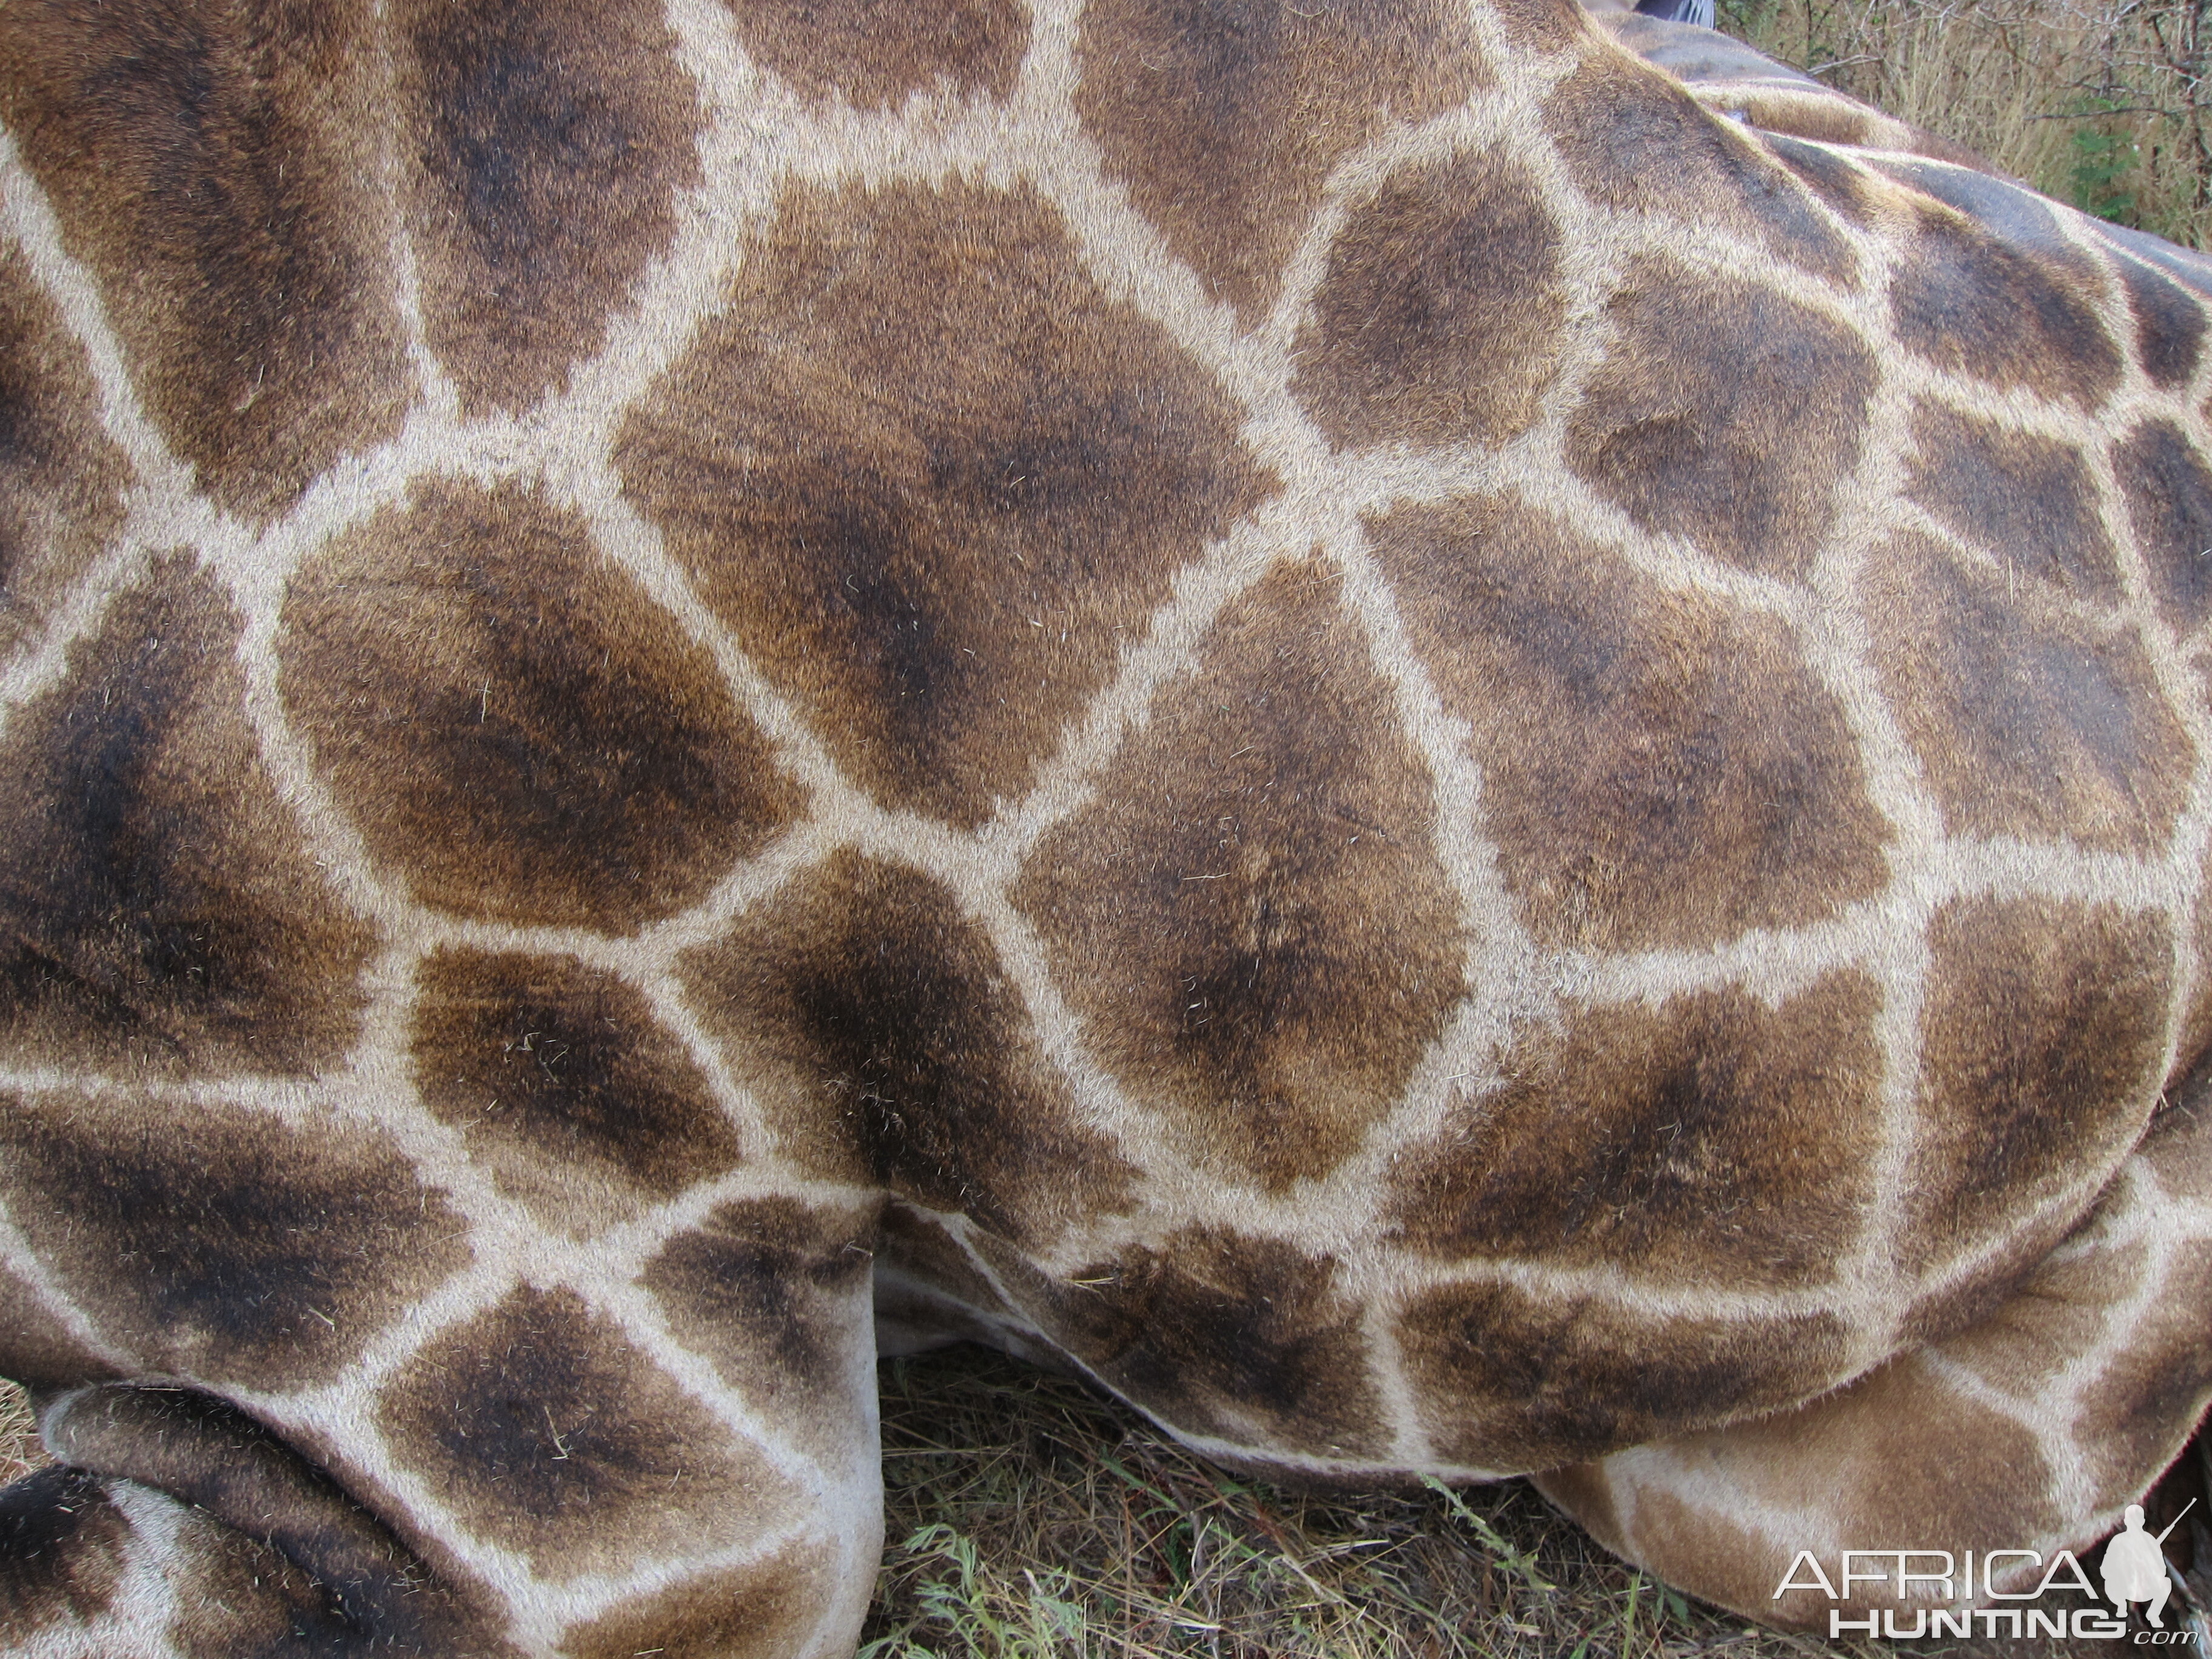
[1718,0,2212,247]
[0,1375,41,1486]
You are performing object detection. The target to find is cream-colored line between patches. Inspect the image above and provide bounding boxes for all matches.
[1357,1299,1441,1469]
[0,1202,133,1373]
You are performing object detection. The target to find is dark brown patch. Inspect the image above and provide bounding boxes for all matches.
[728,0,1027,108]
[0,1265,124,1389]
[0,1087,470,1388]
[0,0,410,515]
[45,1385,509,1659]
[1073,0,1489,321]
[1391,974,1883,1289]
[2118,258,2207,389]
[0,1468,127,1642]
[1014,560,1464,1189]
[1905,403,2119,602]
[1564,258,1875,578]
[1889,202,2122,410]
[875,1202,1022,1325]
[1544,62,1854,285]
[1497,0,1585,50]
[1291,152,1563,451]
[1868,533,2191,850]
[1760,132,1875,225]
[2078,1245,2212,1513]
[618,179,1272,830]
[1396,1281,1849,1469]
[980,1227,1388,1458]
[680,853,1136,1246]
[2116,420,2212,634]
[0,245,130,667]
[280,477,797,931]
[0,557,377,1077]
[378,1285,796,1580]
[394,0,699,414]
[1368,496,1891,951]
[558,1541,828,1659]
[1934,1235,2148,1403]
[642,1196,875,1453]
[412,948,742,1232]
[1903,899,2169,1269]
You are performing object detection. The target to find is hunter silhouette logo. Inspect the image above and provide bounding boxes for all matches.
[2104,1501,2194,1628]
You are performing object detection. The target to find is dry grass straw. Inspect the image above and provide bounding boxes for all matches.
[1719,0,2212,248]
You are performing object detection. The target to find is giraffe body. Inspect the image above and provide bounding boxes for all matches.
[3,1,2212,1652]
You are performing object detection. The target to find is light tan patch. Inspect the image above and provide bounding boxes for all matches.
[1902,898,2169,1270]
[641,1197,876,1458]
[1544,62,1854,286]
[412,948,743,1234]
[1868,534,2192,851]
[0,244,130,668]
[979,1227,1389,1460]
[0,1086,471,1389]
[1073,0,1490,322]
[726,0,1027,108]
[1290,152,1563,451]
[617,178,1273,830]
[680,853,1137,1247]
[377,1285,800,1580]
[1396,1281,1849,1470]
[559,1540,831,1659]
[1014,560,1465,1190]
[281,477,799,931]
[394,0,700,415]
[0,0,411,515]
[1368,496,1891,951]
[1906,403,2119,603]
[1391,973,1883,1289]
[1564,257,1875,578]
[0,556,377,1077]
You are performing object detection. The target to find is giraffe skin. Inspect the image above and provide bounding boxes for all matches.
[1,0,2211,1652]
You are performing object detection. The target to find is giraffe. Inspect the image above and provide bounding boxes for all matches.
[2,0,2211,1652]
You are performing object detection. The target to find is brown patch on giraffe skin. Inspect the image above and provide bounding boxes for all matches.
[378,1285,799,1580]
[1589,1483,1795,1629]
[619,179,1273,830]
[0,1468,127,1642]
[1390,973,1883,1290]
[0,556,376,1078]
[45,1385,513,1659]
[560,1540,829,1659]
[1903,899,2169,1270]
[1497,0,1586,51]
[980,1228,1389,1460]
[0,1088,470,1389]
[1544,63,1854,286]
[2077,1245,2212,1513]
[728,0,1027,108]
[1889,202,2122,411]
[1014,560,1464,1190]
[1564,259,1875,578]
[0,246,130,668]
[281,477,798,931]
[0,0,410,517]
[1396,1282,1849,1469]
[1073,0,1490,322]
[1291,153,1563,451]
[1869,534,2191,851]
[876,1204,1019,1325]
[2116,420,2212,634]
[642,1197,876,1457]
[2119,260,2207,389]
[1905,403,2119,603]
[412,948,742,1235]
[1369,497,1890,953]
[393,0,699,415]
[1760,133,1875,226]
[0,1266,123,1389]
[681,853,1136,1247]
